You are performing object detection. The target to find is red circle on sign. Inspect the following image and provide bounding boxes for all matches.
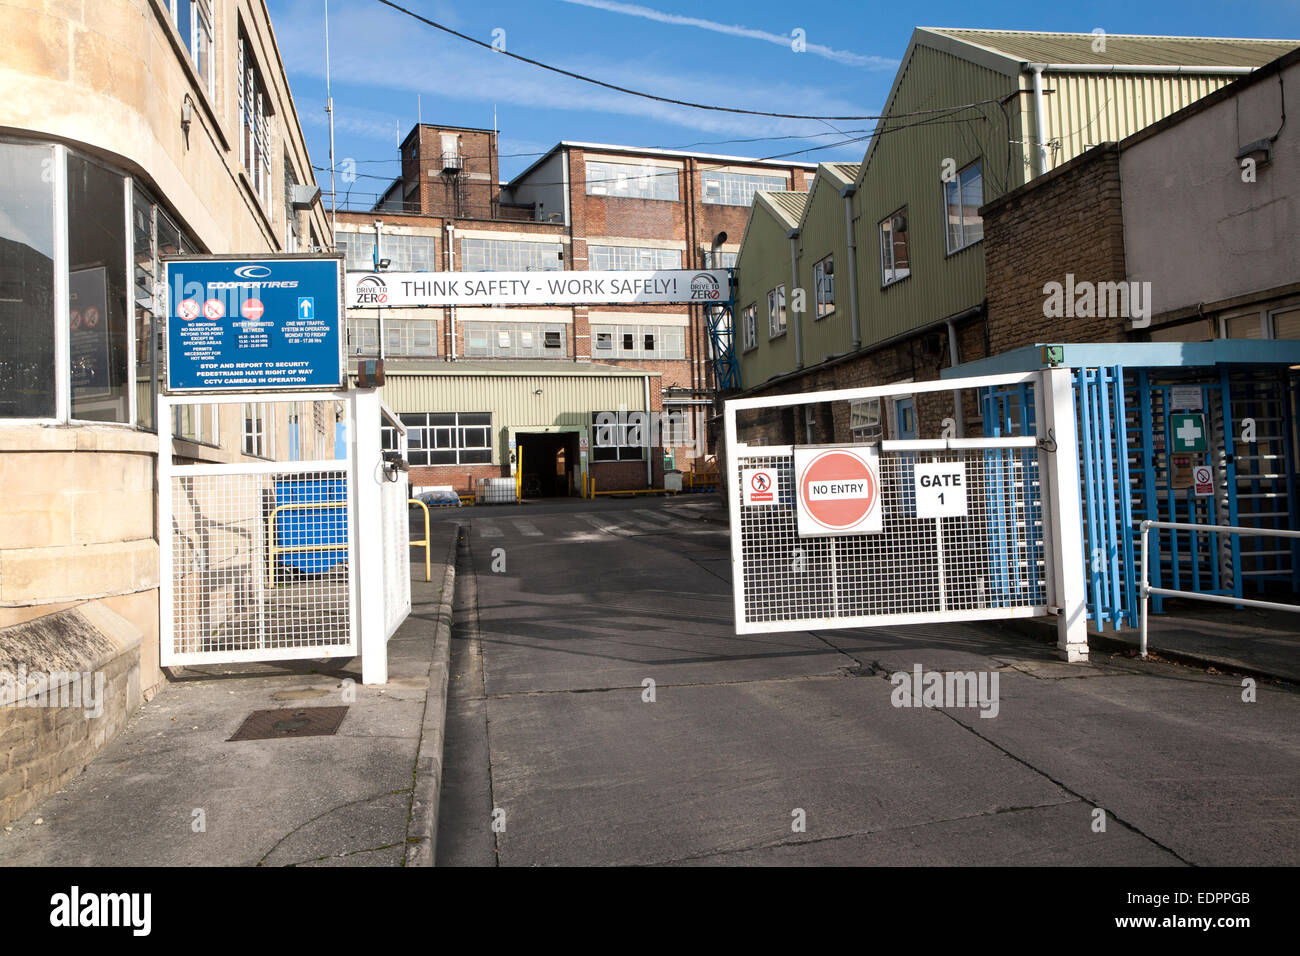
[70,309,82,330]
[241,298,265,320]
[750,471,771,493]
[202,298,225,320]
[84,306,99,329]
[799,450,878,531]
[178,299,200,320]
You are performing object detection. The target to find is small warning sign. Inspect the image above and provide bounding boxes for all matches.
[741,468,776,506]
[1193,465,1214,496]
[794,446,882,536]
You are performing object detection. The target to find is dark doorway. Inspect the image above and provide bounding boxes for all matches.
[516,432,579,498]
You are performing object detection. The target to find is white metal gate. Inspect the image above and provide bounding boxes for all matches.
[724,369,1088,660]
[159,391,360,667]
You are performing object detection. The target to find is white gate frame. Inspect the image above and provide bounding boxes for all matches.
[158,388,397,683]
[724,367,1088,662]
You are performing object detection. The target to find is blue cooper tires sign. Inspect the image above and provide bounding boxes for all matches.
[164,256,344,391]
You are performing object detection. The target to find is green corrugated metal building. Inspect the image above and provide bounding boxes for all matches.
[734,27,1299,416]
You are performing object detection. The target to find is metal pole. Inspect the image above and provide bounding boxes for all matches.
[1139,519,1150,658]
[324,0,336,243]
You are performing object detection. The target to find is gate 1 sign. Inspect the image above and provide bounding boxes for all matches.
[794,446,882,537]
[165,257,343,391]
[914,461,968,518]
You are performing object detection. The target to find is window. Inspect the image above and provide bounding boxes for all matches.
[591,412,645,461]
[742,305,757,351]
[167,2,214,95]
[1,144,197,426]
[238,33,274,210]
[174,404,218,445]
[242,403,270,457]
[850,398,882,442]
[67,155,130,422]
[462,322,568,358]
[767,286,787,338]
[705,250,738,268]
[880,208,910,285]
[0,142,57,419]
[814,255,835,318]
[337,231,439,272]
[944,160,984,253]
[700,171,788,206]
[587,245,683,271]
[589,325,685,360]
[461,237,563,272]
[585,161,679,201]
[402,412,491,465]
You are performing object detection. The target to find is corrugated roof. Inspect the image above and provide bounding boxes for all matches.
[927,28,1298,67]
[825,162,862,183]
[755,190,808,230]
[370,360,658,378]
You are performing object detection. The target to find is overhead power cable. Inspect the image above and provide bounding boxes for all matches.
[373,0,974,123]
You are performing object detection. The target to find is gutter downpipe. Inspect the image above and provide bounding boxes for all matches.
[1028,64,1050,176]
[644,374,653,487]
[945,318,964,438]
[840,184,861,350]
[787,230,803,369]
[445,222,457,360]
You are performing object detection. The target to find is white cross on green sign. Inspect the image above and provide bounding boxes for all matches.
[1171,413,1207,452]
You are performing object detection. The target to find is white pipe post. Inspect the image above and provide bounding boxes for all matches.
[1041,366,1088,661]
[353,388,388,684]
[1139,520,1150,659]
[1030,65,1051,176]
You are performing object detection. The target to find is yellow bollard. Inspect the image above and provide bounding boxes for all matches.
[408,498,431,582]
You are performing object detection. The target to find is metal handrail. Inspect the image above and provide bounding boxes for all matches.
[1138,519,1300,657]
[409,498,431,582]
[268,500,348,587]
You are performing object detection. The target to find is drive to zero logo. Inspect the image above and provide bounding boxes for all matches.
[241,298,265,320]
[177,299,201,321]
[202,298,225,320]
[794,447,882,536]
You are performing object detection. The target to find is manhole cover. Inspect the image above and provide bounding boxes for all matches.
[228,706,349,742]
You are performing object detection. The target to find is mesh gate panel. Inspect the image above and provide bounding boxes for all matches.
[170,468,353,657]
[736,448,1046,626]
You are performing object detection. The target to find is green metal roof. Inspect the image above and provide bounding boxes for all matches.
[824,163,861,184]
[754,190,808,230]
[926,28,1299,67]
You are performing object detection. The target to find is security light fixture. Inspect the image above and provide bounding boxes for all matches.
[1237,138,1273,170]
[378,258,392,270]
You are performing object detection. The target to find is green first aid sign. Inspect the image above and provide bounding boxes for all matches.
[1171,413,1208,452]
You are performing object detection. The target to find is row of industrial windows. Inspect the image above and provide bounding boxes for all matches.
[461,237,564,272]
[464,323,567,358]
[383,409,695,467]
[237,31,274,211]
[585,162,804,205]
[338,234,567,273]
[592,325,687,360]
[587,245,682,271]
[337,233,440,273]
[401,412,493,465]
[346,318,439,356]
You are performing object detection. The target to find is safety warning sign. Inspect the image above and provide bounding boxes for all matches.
[793,446,881,537]
[1193,464,1214,496]
[741,468,776,506]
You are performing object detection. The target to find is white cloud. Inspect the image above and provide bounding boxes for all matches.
[556,0,897,69]
[274,0,877,145]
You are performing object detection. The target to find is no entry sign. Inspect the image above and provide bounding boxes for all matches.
[794,446,882,536]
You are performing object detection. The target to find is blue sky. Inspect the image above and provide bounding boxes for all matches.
[265,0,1300,208]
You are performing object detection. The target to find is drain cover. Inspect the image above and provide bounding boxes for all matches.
[228,706,349,742]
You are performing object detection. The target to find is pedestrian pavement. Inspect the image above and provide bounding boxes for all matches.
[0,524,460,868]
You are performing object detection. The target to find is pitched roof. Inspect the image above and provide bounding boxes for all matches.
[755,190,808,230]
[924,28,1298,68]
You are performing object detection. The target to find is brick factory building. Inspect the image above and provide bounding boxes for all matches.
[336,125,815,495]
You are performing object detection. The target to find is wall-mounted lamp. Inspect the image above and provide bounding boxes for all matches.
[378,257,392,270]
[181,95,194,144]
[534,388,543,396]
[1237,138,1273,171]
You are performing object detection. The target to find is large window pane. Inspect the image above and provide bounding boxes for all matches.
[67,155,129,421]
[0,142,56,418]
